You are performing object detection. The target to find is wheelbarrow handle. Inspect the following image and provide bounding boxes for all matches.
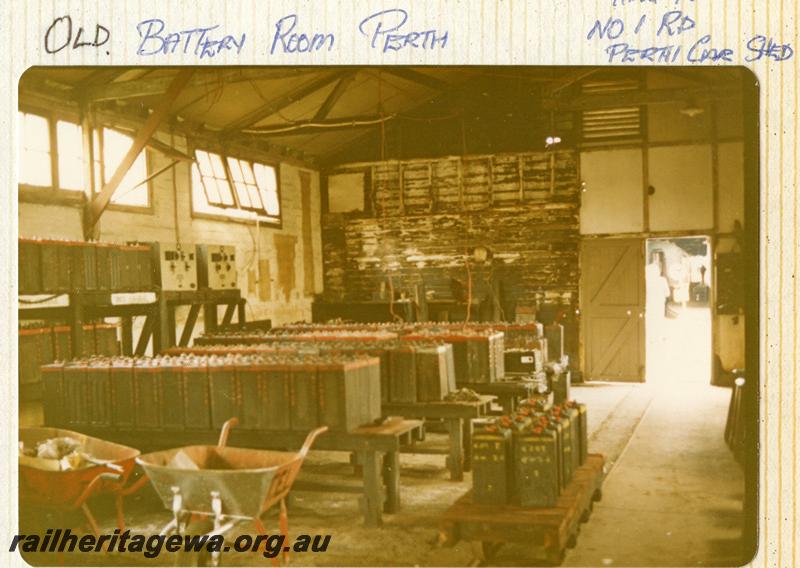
[298,426,328,458]
[120,471,151,497]
[217,417,240,447]
[71,472,123,509]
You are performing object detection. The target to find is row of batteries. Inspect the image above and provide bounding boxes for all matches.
[472,400,588,508]
[38,340,565,436]
[25,325,555,394]
[18,238,237,293]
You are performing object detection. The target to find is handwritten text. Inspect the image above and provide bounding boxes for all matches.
[588,9,793,64]
[271,15,334,54]
[135,19,245,59]
[45,15,110,55]
[358,9,448,53]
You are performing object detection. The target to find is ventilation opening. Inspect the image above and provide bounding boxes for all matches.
[580,79,643,145]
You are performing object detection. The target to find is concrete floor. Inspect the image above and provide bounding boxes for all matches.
[19,381,745,567]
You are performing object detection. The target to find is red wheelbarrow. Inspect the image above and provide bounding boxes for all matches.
[19,427,142,536]
[137,418,327,566]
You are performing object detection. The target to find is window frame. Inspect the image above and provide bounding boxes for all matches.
[194,149,238,209]
[95,126,154,213]
[18,107,60,195]
[17,106,154,213]
[190,145,282,227]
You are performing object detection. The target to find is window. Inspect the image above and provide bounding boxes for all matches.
[98,128,150,207]
[19,111,152,204]
[254,163,280,216]
[19,112,52,187]
[192,149,281,223]
[56,121,83,190]
[227,156,263,211]
[195,150,235,207]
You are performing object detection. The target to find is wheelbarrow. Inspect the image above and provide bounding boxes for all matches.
[137,418,327,566]
[19,427,142,536]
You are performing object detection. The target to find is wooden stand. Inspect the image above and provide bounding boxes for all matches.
[18,288,245,357]
[382,395,495,481]
[439,454,605,566]
[460,380,552,414]
[84,417,422,528]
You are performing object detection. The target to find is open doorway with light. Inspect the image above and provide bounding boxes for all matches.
[645,236,712,383]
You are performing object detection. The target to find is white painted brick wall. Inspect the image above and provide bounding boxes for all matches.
[18,131,322,343]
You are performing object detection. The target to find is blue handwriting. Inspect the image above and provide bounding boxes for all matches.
[588,9,793,64]
[358,8,448,52]
[271,15,334,54]
[136,19,245,58]
[745,35,793,62]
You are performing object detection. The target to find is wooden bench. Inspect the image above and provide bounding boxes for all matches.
[439,453,605,566]
[84,417,423,528]
[460,379,552,414]
[382,395,495,481]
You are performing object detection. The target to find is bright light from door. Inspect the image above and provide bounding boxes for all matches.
[645,236,712,383]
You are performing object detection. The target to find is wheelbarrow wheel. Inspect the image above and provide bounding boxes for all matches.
[174,517,214,567]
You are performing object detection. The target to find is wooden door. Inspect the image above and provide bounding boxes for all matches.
[581,238,645,382]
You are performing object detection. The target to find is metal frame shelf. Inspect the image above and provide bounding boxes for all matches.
[19,288,246,356]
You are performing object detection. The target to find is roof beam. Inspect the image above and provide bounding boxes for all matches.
[85,75,181,102]
[82,69,329,103]
[87,69,193,234]
[544,67,603,96]
[145,137,193,162]
[222,70,347,134]
[543,84,741,111]
[313,72,357,121]
[379,67,450,91]
[83,70,232,102]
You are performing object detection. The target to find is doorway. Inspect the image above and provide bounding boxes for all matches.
[645,236,713,383]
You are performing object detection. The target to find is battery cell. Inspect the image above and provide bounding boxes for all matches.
[133,361,160,430]
[159,358,186,431]
[110,358,136,429]
[471,422,513,505]
[67,241,97,292]
[63,360,89,428]
[208,356,240,429]
[513,428,561,507]
[182,360,211,431]
[41,362,66,427]
[261,361,291,431]
[19,238,42,295]
[415,345,451,402]
[290,361,319,432]
[388,346,416,403]
[39,240,71,293]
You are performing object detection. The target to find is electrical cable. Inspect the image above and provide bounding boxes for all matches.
[387,274,401,323]
[240,111,463,135]
[242,115,396,135]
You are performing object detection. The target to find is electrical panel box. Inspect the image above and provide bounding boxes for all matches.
[197,245,238,290]
[154,243,198,291]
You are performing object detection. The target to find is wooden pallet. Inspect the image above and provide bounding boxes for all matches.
[439,453,605,566]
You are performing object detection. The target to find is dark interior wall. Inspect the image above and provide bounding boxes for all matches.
[322,149,580,318]
[323,74,576,166]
